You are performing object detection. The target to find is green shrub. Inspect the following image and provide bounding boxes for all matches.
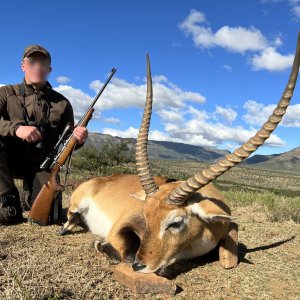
[72,141,134,175]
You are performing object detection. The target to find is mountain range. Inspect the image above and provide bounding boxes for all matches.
[84,132,300,173]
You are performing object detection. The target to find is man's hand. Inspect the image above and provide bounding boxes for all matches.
[16,126,42,142]
[73,126,88,144]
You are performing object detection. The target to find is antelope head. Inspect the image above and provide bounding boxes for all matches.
[132,36,300,273]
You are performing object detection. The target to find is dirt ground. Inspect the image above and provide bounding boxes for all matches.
[1,204,299,300]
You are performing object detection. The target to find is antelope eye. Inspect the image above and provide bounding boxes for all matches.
[166,219,184,230]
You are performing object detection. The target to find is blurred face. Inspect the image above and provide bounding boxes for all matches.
[21,52,52,84]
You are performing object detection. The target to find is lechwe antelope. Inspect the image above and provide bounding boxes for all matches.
[60,34,300,273]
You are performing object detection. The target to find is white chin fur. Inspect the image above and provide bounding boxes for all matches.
[138,257,176,274]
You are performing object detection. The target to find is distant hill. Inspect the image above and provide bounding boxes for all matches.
[242,153,280,165]
[85,132,230,162]
[84,132,300,173]
[246,147,300,173]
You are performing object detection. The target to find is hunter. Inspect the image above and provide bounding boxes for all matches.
[0,45,88,225]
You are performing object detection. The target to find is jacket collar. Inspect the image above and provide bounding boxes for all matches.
[21,78,52,97]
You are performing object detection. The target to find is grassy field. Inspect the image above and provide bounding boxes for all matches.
[0,160,299,299]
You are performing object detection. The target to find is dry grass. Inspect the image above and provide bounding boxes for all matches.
[1,160,300,299]
[150,160,300,223]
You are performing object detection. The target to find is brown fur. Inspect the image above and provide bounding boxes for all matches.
[62,174,231,273]
[135,181,231,272]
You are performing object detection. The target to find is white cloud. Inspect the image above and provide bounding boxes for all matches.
[215,105,237,123]
[103,126,138,138]
[55,76,71,84]
[251,47,294,71]
[149,130,170,141]
[88,76,206,111]
[152,75,168,83]
[54,84,94,121]
[55,75,206,124]
[243,100,274,126]
[103,127,171,143]
[164,117,284,147]
[223,64,232,71]
[103,117,285,148]
[163,104,285,147]
[157,108,184,122]
[186,105,237,124]
[102,102,285,148]
[179,9,268,53]
[291,5,300,17]
[283,104,300,126]
[54,77,289,150]
[261,0,300,20]
[179,9,293,72]
[0,79,288,150]
[287,0,300,20]
[226,143,235,150]
[101,117,121,124]
[187,105,209,120]
[273,36,283,47]
[214,26,268,53]
[243,99,300,127]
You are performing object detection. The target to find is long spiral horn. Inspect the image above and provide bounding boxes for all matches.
[135,54,158,197]
[167,32,300,206]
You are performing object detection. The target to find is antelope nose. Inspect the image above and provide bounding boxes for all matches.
[132,260,146,271]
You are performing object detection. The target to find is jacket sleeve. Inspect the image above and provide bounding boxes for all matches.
[0,86,24,137]
[61,99,85,150]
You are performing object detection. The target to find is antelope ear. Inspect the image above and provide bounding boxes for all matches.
[188,200,233,222]
[203,214,234,222]
[129,190,146,201]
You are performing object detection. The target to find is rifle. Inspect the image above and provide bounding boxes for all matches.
[28,68,117,225]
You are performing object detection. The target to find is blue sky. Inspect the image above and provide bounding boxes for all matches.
[1,0,300,155]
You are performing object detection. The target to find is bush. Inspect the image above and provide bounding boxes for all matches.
[72,141,134,175]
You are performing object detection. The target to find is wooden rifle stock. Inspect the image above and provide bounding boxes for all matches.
[28,109,94,225]
[28,165,63,225]
[28,66,117,225]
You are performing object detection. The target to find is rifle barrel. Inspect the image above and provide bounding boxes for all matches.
[77,68,117,127]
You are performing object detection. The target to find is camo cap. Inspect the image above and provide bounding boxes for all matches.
[23,45,51,63]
